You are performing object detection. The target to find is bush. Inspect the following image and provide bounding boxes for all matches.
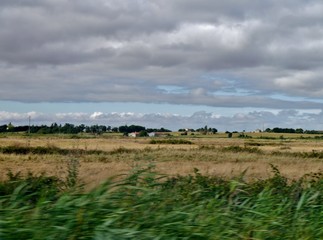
[221,145,263,154]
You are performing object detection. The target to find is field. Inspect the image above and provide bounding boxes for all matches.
[0,132,322,188]
[0,132,322,239]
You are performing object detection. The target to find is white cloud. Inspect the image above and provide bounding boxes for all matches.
[163,22,249,50]
[274,72,314,89]
[90,112,104,119]
[1,110,323,132]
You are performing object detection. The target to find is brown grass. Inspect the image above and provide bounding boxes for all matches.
[0,134,322,189]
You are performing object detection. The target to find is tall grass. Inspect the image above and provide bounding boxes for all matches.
[0,163,322,239]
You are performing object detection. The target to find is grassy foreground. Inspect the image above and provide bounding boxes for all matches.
[0,164,322,240]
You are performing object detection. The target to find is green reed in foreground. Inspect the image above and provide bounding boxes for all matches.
[0,164,322,240]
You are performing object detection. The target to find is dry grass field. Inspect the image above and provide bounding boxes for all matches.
[0,132,322,189]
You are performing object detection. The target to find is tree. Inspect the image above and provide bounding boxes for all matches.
[295,128,304,134]
[139,130,148,137]
[7,122,14,132]
[119,125,145,134]
[211,128,218,134]
[0,125,7,132]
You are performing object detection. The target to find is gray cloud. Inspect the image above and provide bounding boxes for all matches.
[1,0,323,109]
[1,110,322,132]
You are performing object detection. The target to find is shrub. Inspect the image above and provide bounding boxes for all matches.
[110,147,138,154]
[221,145,263,154]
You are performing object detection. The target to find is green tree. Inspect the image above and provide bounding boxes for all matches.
[211,128,218,134]
[6,122,14,132]
[139,130,148,137]
[295,128,304,134]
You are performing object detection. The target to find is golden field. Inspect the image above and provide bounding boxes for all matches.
[0,132,322,189]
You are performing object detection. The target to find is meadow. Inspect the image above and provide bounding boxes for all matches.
[0,132,322,239]
[0,132,322,187]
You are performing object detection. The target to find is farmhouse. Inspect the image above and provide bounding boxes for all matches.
[148,132,156,137]
[253,129,262,133]
[128,132,140,137]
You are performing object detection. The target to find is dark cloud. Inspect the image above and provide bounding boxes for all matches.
[1,0,323,109]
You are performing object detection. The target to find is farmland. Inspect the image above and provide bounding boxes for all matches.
[0,132,322,239]
[0,132,322,188]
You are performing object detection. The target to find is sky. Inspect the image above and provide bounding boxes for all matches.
[1,0,323,131]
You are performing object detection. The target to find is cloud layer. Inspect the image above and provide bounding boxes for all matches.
[1,1,323,110]
[1,110,322,132]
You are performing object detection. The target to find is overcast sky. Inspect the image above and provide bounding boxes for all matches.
[1,0,323,131]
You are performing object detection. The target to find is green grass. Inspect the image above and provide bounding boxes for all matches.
[0,163,322,239]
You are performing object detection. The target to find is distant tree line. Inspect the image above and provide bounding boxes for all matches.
[2,123,322,135]
[265,127,323,134]
[0,123,171,135]
[118,125,171,134]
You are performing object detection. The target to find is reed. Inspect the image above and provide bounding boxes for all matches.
[0,165,322,239]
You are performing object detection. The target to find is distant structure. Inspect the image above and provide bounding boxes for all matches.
[128,132,167,137]
[253,129,262,133]
[128,132,140,137]
[148,132,156,137]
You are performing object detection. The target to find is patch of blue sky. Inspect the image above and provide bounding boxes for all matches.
[200,72,234,81]
[271,94,323,104]
[157,85,189,94]
[0,100,277,119]
[0,100,217,116]
[210,88,256,96]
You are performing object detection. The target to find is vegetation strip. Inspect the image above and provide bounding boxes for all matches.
[0,145,105,155]
[149,139,193,144]
[0,165,322,239]
[2,144,323,160]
